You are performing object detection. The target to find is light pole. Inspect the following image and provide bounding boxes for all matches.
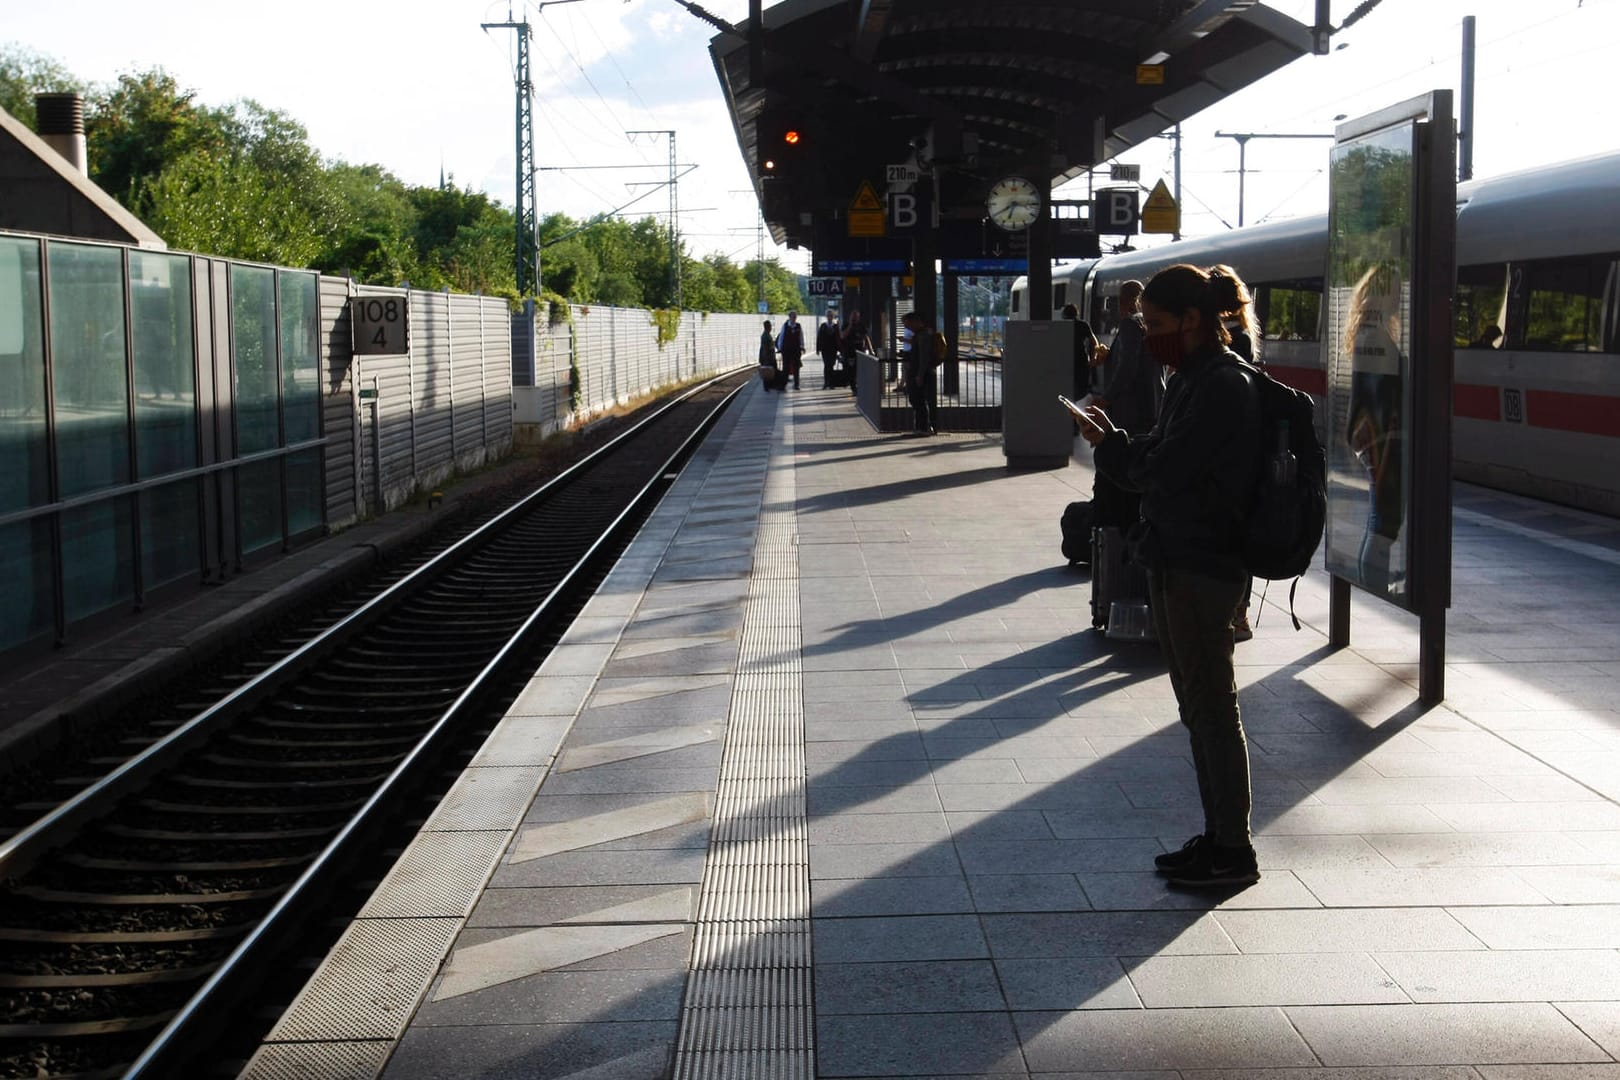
[1214,130,1335,227]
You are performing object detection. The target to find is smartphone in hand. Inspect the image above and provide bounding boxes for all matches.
[1058,395,1103,434]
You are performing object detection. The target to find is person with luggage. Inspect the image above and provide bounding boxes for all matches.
[816,311,841,389]
[1074,263,1262,889]
[901,311,939,434]
[759,319,787,392]
[776,311,806,390]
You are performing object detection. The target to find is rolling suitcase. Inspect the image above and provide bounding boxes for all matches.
[1090,525,1154,641]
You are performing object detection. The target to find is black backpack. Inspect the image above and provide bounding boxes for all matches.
[1236,361,1326,625]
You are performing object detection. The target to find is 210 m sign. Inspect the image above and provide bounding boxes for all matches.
[351,295,409,356]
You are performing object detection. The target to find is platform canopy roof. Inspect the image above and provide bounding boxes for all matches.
[708,0,1324,247]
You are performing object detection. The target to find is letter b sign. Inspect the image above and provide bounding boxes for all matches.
[1094,189,1140,234]
[888,192,919,232]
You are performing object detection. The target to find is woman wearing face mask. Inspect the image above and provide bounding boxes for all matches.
[1075,263,1262,889]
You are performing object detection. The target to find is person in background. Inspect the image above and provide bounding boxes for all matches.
[901,310,938,435]
[1469,324,1503,350]
[776,310,806,390]
[816,311,841,389]
[1210,265,1262,642]
[1076,262,1262,890]
[759,319,784,392]
[842,310,871,393]
[1060,303,1100,401]
[1088,280,1161,529]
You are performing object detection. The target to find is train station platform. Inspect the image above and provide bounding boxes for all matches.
[247,379,1620,1079]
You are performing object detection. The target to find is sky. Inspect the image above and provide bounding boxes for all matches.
[6,0,1619,276]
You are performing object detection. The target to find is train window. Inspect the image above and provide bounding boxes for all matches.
[1520,254,1616,353]
[1256,279,1321,342]
[1011,289,1020,315]
[1455,263,1508,348]
[1053,283,1067,311]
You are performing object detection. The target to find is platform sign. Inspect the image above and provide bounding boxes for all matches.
[808,278,844,296]
[352,294,408,355]
[1323,91,1455,704]
[1093,188,1139,234]
[1141,179,1179,234]
[848,181,886,238]
[1110,163,1141,183]
[886,163,919,184]
[1136,64,1165,85]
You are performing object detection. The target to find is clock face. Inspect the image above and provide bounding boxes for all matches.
[986,176,1040,230]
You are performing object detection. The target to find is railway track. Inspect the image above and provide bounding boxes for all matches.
[0,372,747,1079]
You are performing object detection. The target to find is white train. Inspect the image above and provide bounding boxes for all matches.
[1013,152,1620,515]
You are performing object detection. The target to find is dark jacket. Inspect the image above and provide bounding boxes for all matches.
[1093,345,1259,582]
[816,321,840,356]
[759,330,777,367]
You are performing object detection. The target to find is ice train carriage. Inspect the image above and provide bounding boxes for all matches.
[1012,152,1620,516]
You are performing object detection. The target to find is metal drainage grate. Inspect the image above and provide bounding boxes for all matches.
[673,399,813,1080]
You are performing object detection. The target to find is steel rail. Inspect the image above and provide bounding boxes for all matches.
[0,370,745,884]
[121,375,745,1077]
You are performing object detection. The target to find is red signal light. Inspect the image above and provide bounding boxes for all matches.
[784,130,800,145]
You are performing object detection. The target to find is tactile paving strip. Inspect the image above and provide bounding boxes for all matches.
[356,831,510,919]
[673,399,814,1080]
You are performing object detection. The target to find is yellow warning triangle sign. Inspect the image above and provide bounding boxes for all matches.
[851,181,882,212]
[1144,179,1176,212]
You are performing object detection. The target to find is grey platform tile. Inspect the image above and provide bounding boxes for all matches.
[556,725,722,773]
[1192,1069,1483,1079]
[1216,907,1485,954]
[1286,1003,1610,1066]
[967,874,1089,913]
[509,675,597,717]
[813,914,988,963]
[637,577,750,613]
[432,923,688,1000]
[956,838,1164,876]
[382,1020,675,1080]
[618,605,744,641]
[1478,1068,1620,1080]
[982,911,1237,959]
[804,734,928,761]
[995,957,1139,1010]
[948,810,1058,842]
[812,875,975,917]
[1043,807,1200,841]
[414,966,684,1027]
[492,847,706,888]
[1557,1002,1620,1059]
[536,763,720,796]
[424,767,546,832]
[524,790,709,824]
[1366,832,1607,868]
[1126,952,1408,1008]
[1294,867,1552,907]
[807,758,937,787]
[600,639,738,679]
[1375,950,1620,1003]
[810,811,952,845]
[807,783,943,816]
[939,781,1133,813]
[468,716,573,768]
[586,674,731,711]
[469,884,698,928]
[1447,905,1620,950]
[1014,1007,1318,1071]
[652,552,752,582]
[1255,804,1457,836]
[815,959,1006,1014]
[817,1012,1026,1076]
[1080,870,1322,911]
[1426,802,1620,833]
[1512,866,1620,904]
[810,841,961,880]
[1253,835,1398,871]
[538,643,618,678]
[804,718,922,744]
[511,792,711,862]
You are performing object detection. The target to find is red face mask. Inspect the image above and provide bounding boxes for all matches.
[1145,329,1187,369]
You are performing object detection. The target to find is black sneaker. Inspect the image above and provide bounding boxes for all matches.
[1166,843,1260,889]
[1154,833,1211,876]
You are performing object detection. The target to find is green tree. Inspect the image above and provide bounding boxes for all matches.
[86,68,225,205]
[0,44,86,128]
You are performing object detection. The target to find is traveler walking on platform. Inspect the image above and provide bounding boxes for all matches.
[1076,263,1262,889]
[816,311,840,389]
[776,311,806,390]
